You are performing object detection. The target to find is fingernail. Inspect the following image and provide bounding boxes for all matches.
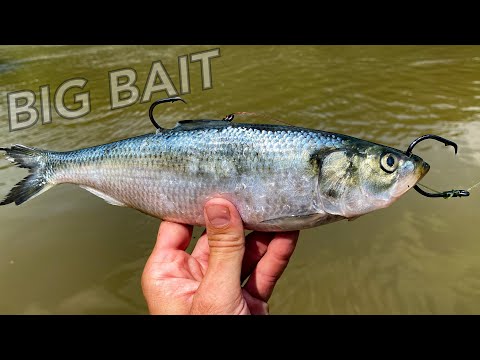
[206,204,231,228]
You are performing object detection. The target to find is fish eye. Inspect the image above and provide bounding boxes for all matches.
[380,153,399,173]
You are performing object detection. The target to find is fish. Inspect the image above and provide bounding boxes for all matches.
[0,119,430,231]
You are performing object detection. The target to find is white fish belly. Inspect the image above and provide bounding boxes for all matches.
[57,162,324,231]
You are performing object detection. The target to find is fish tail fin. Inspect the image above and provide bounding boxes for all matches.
[0,144,53,206]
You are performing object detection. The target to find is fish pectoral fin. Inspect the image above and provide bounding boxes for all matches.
[261,213,319,223]
[80,186,128,207]
[261,213,326,226]
[260,212,346,229]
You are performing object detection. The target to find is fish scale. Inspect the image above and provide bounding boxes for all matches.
[0,121,428,231]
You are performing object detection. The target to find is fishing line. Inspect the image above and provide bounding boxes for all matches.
[466,179,480,192]
[417,183,442,194]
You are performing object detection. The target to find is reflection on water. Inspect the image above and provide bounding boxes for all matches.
[0,45,479,314]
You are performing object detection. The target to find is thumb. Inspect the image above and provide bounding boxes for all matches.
[202,198,245,288]
[191,199,247,314]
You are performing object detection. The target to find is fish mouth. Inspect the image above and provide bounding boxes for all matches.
[408,152,430,184]
[391,156,430,199]
[401,159,430,196]
[416,160,430,182]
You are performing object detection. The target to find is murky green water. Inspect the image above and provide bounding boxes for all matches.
[0,45,479,314]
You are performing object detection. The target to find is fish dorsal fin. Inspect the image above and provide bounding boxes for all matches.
[80,186,127,207]
[174,119,232,130]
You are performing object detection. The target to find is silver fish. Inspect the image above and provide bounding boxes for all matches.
[0,120,429,231]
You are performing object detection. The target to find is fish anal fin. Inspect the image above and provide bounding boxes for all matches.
[347,215,362,222]
[80,186,127,207]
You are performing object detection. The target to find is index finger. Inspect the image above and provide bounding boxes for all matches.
[154,220,194,252]
[243,231,299,302]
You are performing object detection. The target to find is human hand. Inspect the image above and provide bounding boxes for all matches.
[141,198,299,315]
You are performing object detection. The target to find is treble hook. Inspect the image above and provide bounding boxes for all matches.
[149,96,187,130]
[405,134,470,198]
